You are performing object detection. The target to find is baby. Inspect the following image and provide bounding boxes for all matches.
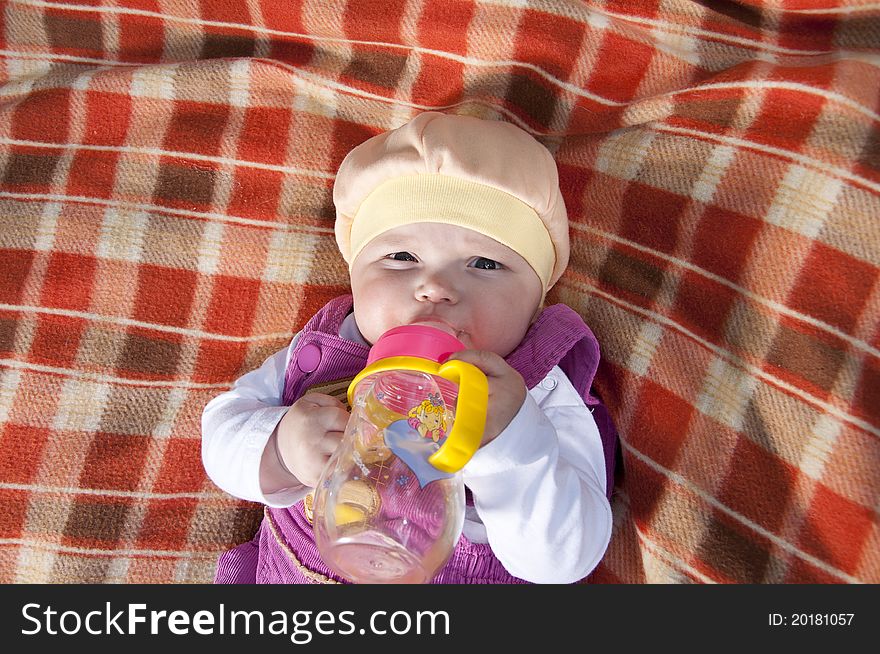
[202,112,617,584]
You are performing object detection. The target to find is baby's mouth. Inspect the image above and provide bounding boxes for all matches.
[409,318,463,340]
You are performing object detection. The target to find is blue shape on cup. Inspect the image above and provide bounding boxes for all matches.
[383,419,454,487]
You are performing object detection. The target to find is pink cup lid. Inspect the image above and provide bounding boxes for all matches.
[366,325,466,365]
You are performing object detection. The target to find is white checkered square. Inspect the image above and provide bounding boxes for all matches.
[765,165,844,239]
[696,357,758,431]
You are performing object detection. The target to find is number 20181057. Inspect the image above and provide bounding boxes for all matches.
[769,613,854,626]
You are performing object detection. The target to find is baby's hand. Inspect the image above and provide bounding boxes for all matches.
[445,350,526,445]
[275,392,348,488]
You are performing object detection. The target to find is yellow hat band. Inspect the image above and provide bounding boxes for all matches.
[348,174,555,291]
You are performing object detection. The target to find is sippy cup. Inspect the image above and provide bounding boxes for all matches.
[312,325,488,583]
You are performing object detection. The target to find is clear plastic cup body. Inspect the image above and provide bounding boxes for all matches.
[313,370,465,584]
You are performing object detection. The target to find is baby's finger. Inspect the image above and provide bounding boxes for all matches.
[446,349,511,378]
[301,392,348,410]
[314,405,350,433]
[319,431,344,455]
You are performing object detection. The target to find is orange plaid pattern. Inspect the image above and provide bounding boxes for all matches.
[0,0,877,583]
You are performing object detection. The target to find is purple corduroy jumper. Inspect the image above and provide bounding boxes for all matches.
[214,295,617,584]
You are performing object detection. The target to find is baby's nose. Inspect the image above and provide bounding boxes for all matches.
[415,273,457,303]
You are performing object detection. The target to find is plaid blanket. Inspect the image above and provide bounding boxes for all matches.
[0,0,877,584]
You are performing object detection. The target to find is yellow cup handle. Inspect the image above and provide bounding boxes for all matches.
[427,359,488,473]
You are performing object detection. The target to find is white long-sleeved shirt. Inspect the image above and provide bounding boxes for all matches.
[202,317,612,583]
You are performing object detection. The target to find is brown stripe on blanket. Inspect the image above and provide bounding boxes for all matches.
[62,496,132,546]
[697,509,774,583]
[202,33,257,59]
[672,94,744,131]
[2,152,61,189]
[45,11,103,55]
[765,322,849,397]
[598,248,667,304]
[154,161,217,208]
[0,315,17,356]
[117,329,184,378]
[343,46,408,91]
[505,72,558,129]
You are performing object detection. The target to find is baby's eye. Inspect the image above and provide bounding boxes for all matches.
[470,257,502,270]
[386,252,417,262]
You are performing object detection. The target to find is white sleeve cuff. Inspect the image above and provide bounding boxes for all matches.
[238,405,309,508]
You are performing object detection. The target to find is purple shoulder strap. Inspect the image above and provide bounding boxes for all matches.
[506,304,617,497]
[281,295,369,406]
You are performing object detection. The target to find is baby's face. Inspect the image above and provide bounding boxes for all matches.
[349,223,543,356]
[422,410,443,431]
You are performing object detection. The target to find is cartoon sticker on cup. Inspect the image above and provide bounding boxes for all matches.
[383,392,455,488]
